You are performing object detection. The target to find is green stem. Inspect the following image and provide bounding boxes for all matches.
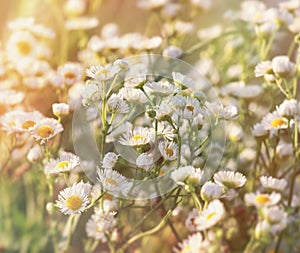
[182,30,237,57]
[64,215,75,252]
[275,79,290,98]
[63,173,70,187]
[191,191,202,211]
[251,141,261,192]
[129,188,177,234]
[119,210,172,252]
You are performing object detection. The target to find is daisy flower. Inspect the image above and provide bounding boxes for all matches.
[174,21,195,35]
[123,76,147,89]
[8,17,55,39]
[136,153,154,171]
[262,206,288,225]
[198,25,222,40]
[194,199,225,231]
[107,94,129,114]
[271,55,295,77]
[158,141,178,161]
[56,181,91,215]
[173,232,210,253]
[144,80,180,95]
[44,151,80,174]
[0,90,25,106]
[65,17,99,30]
[157,121,175,140]
[252,123,269,139]
[58,62,83,86]
[101,23,119,39]
[254,61,273,77]
[171,166,204,187]
[86,64,120,82]
[175,96,201,120]
[276,99,299,118]
[260,176,287,192]
[156,99,174,121]
[93,208,117,230]
[102,152,119,169]
[119,126,154,146]
[82,82,104,106]
[118,87,147,103]
[137,36,162,50]
[172,72,194,88]
[86,210,117,242]
[6,30,38,59]
[113,59,129,71]
[244,192,281,208]
[261,111,289,133]
[52,103,70,117]
[31,118,63,143]
[205,101,238,120]
[86,218,107,242]
[213,170,247,188]
[97,168,132,196]
[230,85,262,99]
[1,111,44,134]
[200,181,222,201]
[258,224,287,239]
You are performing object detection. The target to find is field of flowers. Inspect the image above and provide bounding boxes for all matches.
[1,0,300,252]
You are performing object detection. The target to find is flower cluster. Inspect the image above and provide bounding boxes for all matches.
[1,0,300,253]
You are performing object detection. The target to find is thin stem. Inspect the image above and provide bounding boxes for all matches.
[129,188,177,234]
[191,191,202,211]
[275,79,290,98]
[65,215,75,252]
[119,210,172,252]
[182,30,237,57]
[63,173,70,187]
[251,141,262,192]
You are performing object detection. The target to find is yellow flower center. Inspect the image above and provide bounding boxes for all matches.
[106,177,119,186]
[271,118,286,128]
[65,195,83,211]
[206,211,217,221]
[132,135,146,142]
[182,245,191,253]
[56,161,70,170]
[165,147,174,157]
[64,72,77,80]
[186,177,198,186]
[0,103,7,115]
[17,41,32,55]
[186,105,194,112]
[22,120,36,129]
[255,194,270,204]
[97,69,109,76]
[37,125,54,138]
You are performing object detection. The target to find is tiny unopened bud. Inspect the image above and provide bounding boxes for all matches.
[27,145,43,162]
[52,103,70,117]
[146,108,156,119]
